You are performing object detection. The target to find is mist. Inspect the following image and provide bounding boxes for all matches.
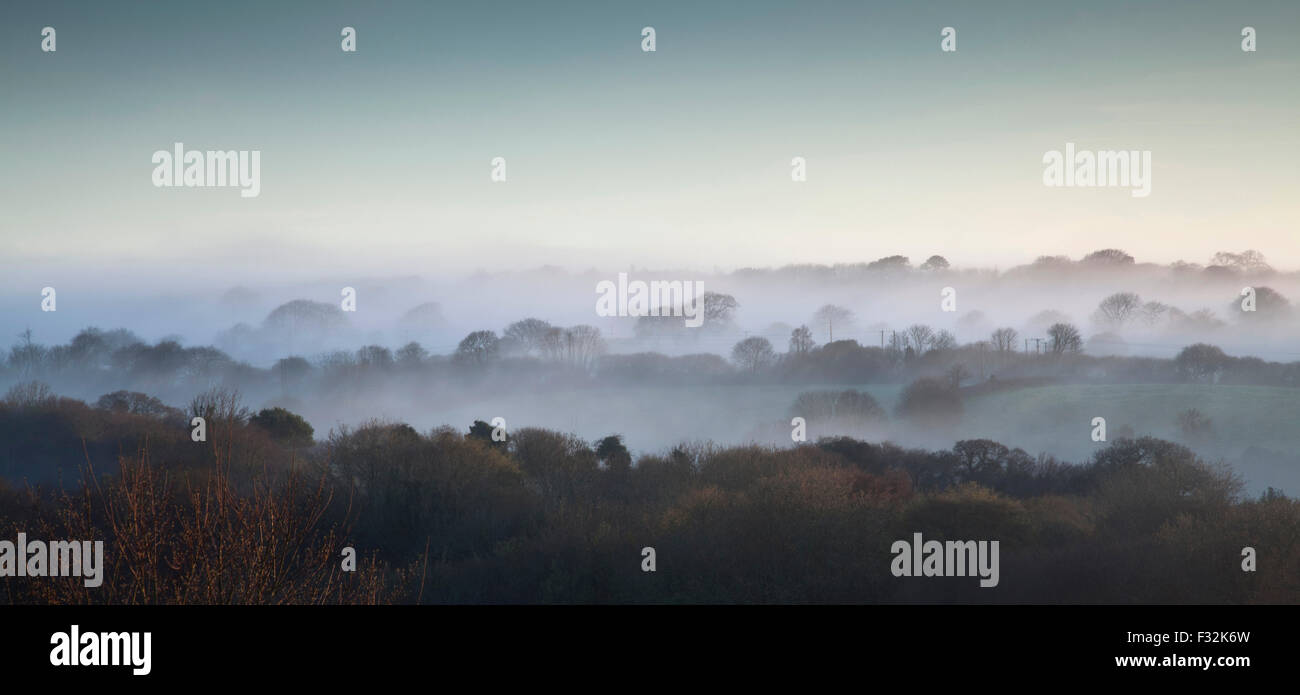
[5,249,1298,495]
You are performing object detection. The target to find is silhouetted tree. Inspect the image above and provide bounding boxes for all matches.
[788,325,815,354]
[731,336,776,373]
[454,331,500,365]
[1175,343,1231,382]
[504,318,555,356]
[1082,249,1135,266]
[920,255,950,271]
[1094,292,1142,326]
[930,330,957,351]
[250,407,315,447]
[595,434,632,471]
[906,324,935,354]
[1233,286,1291,320]
[1047,322,1082,353]
[990,327,1019,352]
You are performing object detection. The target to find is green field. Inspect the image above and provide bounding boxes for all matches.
[958,384,1300,460]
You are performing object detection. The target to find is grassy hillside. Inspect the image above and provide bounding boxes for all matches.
[957,384,1300,493]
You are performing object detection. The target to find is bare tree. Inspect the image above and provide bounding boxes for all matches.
[559,325,607,370]
[906,324,935,354]
[731,336,776,373]
[1093,292,1142,326]
[1138,301,1170,326]
[945,363,970,389]
[889,331,911,353]
[930,330,957,351]
[788,325,815,354]
[1047,322,1083,353]
[990,327,1019,352]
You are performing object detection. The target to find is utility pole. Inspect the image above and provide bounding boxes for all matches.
[882,329,897,350]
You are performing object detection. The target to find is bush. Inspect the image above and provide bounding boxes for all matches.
[895,377,962,424]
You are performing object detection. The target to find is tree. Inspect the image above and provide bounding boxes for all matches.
[454,330,500,365]
[1138,301,1170,326]
[9,328,46,378]
[558,325,606,369]
[250,407,315,448]
[990,327,1019,352]
[271,356,313,396]
[1211,250,1270,274]
[3,380,54,409]
[595,434,632,471]
[504,318,554,355]
[930,330,957,352]
[467,420,508,450]
[889,331,911,353]
[867,255,910,271]
[1234,286,1291,320]
[188,387,250,430]
[68,328,110,364]
[1093,292,1142,326]
[356,345,394,369]
[1171,308,1226,332]
[1176,409,1212,437]
[812,305,854,343]
[945,363,970,389]
[1032,255,1073,269]
[397,302,448,342]
[703,292,739,325]
[1081,249,1135,266]
[395,342,428,368]
[1174,343,1231,382]
[790,390,885,422]
[1047,322,1082,353]
[788,325,815,354]
[95,390,173,417]
[263,299,349,333]
[906,324,935,354]
[920,255,950,271]
[1026,310,1071,334]
[731,336,776,373]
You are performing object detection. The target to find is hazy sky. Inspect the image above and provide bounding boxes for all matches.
[2,0,1298,291]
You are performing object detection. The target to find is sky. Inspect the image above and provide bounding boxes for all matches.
[2,0,1298,293]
